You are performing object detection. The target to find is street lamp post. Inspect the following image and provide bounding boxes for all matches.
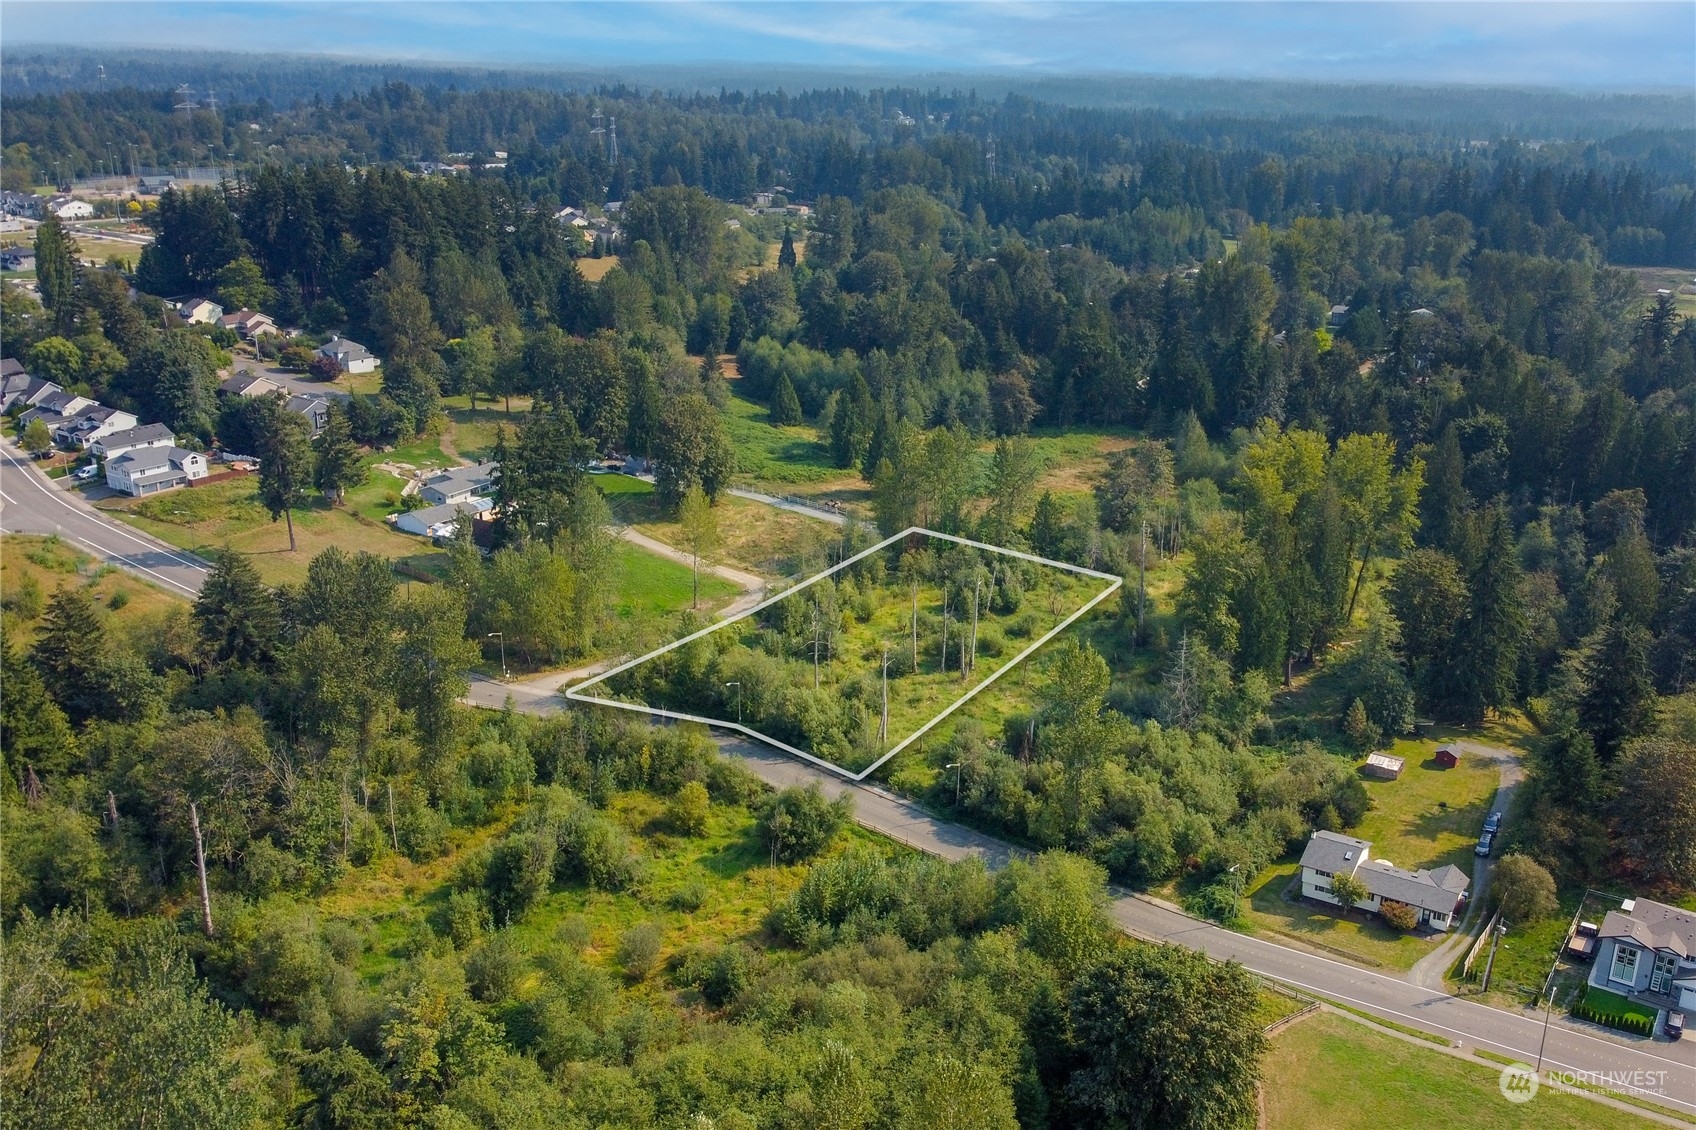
[724,681,742,724]
[945,762,963,807]
[486,632,507,680]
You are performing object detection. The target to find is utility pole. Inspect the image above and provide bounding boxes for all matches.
[1138,520,1148,645]
[811,605,822,689]
[1481,918,1507,993]
[879,645,890,743]
[387,782,399,852]
[189,801,214,937]
[969,574,982,675]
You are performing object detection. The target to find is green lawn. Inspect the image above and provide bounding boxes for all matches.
[1579,986,1659,1026]
[720,390,841,485]
[593,473,654,496]
[1235,742,1500,970]
[1351,740,1502,874]
[100,477,446,588]
[612,540,737,618]
[1263,1011,1657,1130]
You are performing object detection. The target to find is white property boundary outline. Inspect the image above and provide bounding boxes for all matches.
[565,526,1122,782]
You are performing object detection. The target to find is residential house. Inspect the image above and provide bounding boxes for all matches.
[288,394,331,435]
[218,309,281,340]
[177,297,224,325]
[1,248,36,272]
[53,403,139,449]
[0,358,24,381]
[316,336,378,374]
[395,497,493,538]
[1298,830,1470,932]
[49,198,95,220]
[1,191,43,219]
[1329,304,1350,326]
[1,371,62,413]
[419,460,499,506]
[1589,898,1696,1015]
[90,422,175,461]
[20,389,96,427]
[105,445,208,496]
[219,372,282,398]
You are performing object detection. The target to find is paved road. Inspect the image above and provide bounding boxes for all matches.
[0,439,210,598]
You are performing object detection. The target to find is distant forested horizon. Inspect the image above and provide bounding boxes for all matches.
[4,43,1694,139]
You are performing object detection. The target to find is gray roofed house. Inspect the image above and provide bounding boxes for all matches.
[0,358,24,380]
[91,421,176,460]
[316,335,379,373]
[1,372,61,412]
[220,372,282,398]
[105,445,209,496]
[394,497,494,538]
[1298,829,1469,931]
[1589,897,1696,1014]
[53,403,139,448]
[288,394,331,435]
[420,460,499,506]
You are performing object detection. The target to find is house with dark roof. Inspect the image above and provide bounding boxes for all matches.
[1589,897,1696,1015]
[218,309,281,340]
[287,394,331,435]
[53,403,139,448]
[1298,830,1470,932]
[219,372,282,398]
[1,371,61,413]
[177,297,224,325]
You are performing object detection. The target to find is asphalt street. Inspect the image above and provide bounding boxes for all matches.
[0,439,210,598]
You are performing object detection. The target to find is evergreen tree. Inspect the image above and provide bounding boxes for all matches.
[32,215,79,334]
[1,638,78,777]
[1577,619,1655,759]
[310,400,364,503]
[254,394,314,553]
[778,224,798,269]
[193,552,281,668]
[769,371,803,425]
[1451,508,1525,723]
[30,586,108,727]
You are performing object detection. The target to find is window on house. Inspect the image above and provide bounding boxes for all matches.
[1610,944,1639,984]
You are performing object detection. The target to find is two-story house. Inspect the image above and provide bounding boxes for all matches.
[106,446,209,496]
[316,335,379,374]
[1590,897,1696,1017]
[1298,829,1471,932]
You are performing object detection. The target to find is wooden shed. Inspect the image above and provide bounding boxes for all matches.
[1433,746,1460,769]
[1363,752,1405,780]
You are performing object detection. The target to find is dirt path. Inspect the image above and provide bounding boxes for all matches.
[1406,741,1525,990]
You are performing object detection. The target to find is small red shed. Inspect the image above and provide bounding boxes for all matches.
[1433,746,1459,769]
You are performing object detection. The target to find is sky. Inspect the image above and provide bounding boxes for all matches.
[2,1,1692,89]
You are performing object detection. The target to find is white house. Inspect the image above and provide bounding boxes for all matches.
[395,497,493,538]
[419,460,499,506]
[105,446,208,496]
[1298,830,1470,932]
[50,198,95,220]
[54,403,139,448]
[1589,897,1696,1015]
[91,422,175,461]
[178,298,224,325]
[316,335,378,374]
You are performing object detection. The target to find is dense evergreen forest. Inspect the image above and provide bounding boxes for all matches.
[3,59,1695,1130]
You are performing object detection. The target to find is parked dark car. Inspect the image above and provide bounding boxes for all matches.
[1668,1012,1685,1040]
[1475,832,1494,857]
[1483,811,1503,833]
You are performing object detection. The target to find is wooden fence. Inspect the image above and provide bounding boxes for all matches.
[1462,911,1500,980]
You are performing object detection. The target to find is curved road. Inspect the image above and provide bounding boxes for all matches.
[0,439,210,597]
